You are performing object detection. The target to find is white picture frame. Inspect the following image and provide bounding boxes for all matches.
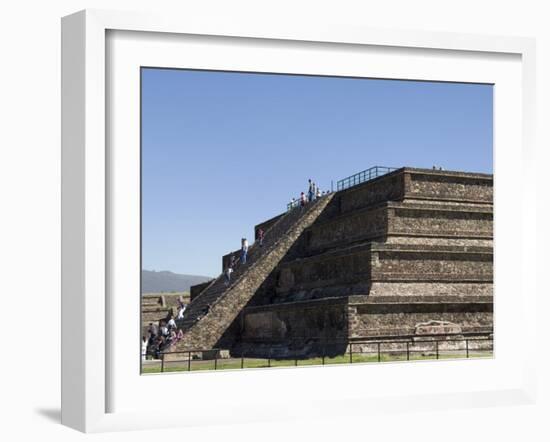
[61,9,537,433]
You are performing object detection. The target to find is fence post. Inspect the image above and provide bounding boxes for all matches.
[214,352,218,370]
[466,340,469,358]
[377,342,381,362]
[406,342,410,361]
[349,343,353,364]
[436,341,439,360]
[161,353,165,373]
[241,352,244,369]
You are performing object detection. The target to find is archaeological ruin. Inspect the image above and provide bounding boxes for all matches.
[155,166,493,360]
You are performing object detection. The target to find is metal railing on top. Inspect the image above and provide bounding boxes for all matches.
[336,166,399,191]
[285,166,398,210]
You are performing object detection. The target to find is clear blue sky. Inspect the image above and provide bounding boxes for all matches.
[141,68,493,277]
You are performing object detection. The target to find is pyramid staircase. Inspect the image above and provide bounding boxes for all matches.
[173,194,335,352]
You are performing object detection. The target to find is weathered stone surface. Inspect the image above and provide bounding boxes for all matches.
[307,206,387,251]
[349,307,491,338]
[241,298,348,342]
[339,171,404,214]
[384,236,493,247]
[389,206,492,237]
[407,171,492,202]
[368,282,492,297]
[415,320,462,335]
[190,280,213,302]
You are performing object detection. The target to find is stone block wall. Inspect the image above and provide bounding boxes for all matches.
[245,169,495,308]
[348,297,493,339]
[406,170,493,202]
[241,298,348,342]
[307,206,387,252]
[233,295,493,357]
[260,244,491,303]
[370,247,493,282]
[388,205,493,238]
[338,171,405,214]
[368,282,492,297]
[275,247,372,293]
[234,298,349,358]
[310,168,492,228]
[297,201,492,257]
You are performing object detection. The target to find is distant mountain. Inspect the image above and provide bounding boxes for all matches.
[141,270,213,294]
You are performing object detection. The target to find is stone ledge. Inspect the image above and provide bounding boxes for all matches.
[386,231,493,239]
[349,294,493,304]
[349,326,493,339]
[244,296,349,313]
[305,232,493,256]
[282,241,494,271]
[371,243,493,254]
[402,167,493,180]
[391,202,493,214]
[371,274,493,283]
[304,196,492,235]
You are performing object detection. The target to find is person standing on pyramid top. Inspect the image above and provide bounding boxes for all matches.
[308,179,314,202]
[241,237,249,264]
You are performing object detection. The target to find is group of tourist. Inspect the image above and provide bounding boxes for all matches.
[142,299,188,360]
[290,179,331,208]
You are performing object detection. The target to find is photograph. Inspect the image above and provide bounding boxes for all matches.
[140,68,494,374]
[2,0,541,437]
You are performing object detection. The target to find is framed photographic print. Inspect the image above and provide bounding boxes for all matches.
[61,9,537,433]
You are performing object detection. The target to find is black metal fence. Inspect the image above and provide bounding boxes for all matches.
[146,334,493,373]
[336,166,398,191]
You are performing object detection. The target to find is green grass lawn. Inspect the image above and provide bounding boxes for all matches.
[141,350,493,374]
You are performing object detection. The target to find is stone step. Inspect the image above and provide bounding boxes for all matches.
[142,300,161,305]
